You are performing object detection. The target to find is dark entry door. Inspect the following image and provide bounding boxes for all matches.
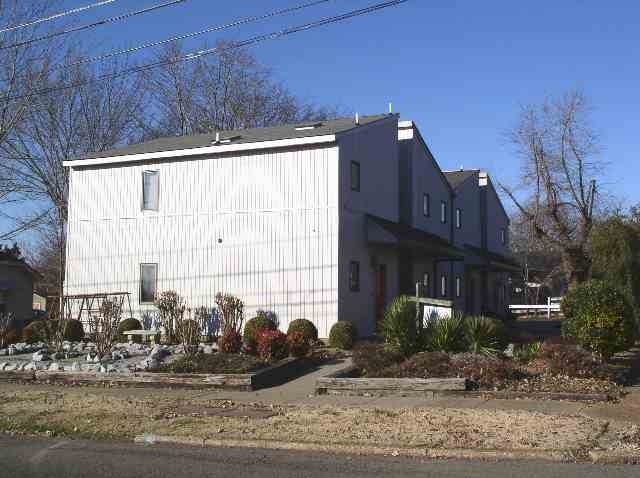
[375,264,387,331]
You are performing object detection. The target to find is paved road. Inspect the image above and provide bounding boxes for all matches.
[2,436,640,478]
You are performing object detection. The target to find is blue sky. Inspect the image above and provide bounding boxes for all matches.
[3,0,640,244]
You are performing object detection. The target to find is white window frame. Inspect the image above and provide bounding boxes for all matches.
[456,276,462,298]
[423,193,430,217]
[456,208,462,229]
[440,274,447,297]
[142,170,160,211]
[500,228,506,245]
[440,201,447,224]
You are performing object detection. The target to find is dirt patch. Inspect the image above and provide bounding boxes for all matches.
[0,387,627,453]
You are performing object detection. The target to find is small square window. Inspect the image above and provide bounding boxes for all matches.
[456,276,462,298]
[350,161,360,192]
[349,261,360,292]
[140,263,157,304]
[440,274,447,297]
[456,208,462,229]
[423,194,431,217]
[142,170,160,211]
[440,201,447,224]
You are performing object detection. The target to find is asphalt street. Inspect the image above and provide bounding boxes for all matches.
[2,436,640,478]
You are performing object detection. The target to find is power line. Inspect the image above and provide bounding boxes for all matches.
[5,0,410,103]
[51,0,332,73]
[0,1,120,35]
[0,0,188,52]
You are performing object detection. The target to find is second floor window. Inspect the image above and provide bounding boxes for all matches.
[142,170,159,211]
[500,228,507,245]
[349,261,360,292]
[350,161,360,192]
[456,208,462,229]
[423,193,431,217]
[440,201,447,224]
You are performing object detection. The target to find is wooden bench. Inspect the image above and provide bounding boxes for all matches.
[122,330,161,345]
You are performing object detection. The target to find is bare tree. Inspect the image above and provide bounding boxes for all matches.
[144,41,337,138]
[501,91,602,290]
[0,55,147,311]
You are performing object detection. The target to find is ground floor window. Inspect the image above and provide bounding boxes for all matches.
[423,272,430,294]
[0,290,7,315]
[140,264,158,304]
[349,261,360,292]
[456,276,462,298]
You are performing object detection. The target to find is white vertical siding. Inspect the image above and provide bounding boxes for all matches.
[65,146,340,338]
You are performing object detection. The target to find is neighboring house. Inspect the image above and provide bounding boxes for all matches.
[63,114,516,338]
[0,248,40,321]
[444,169,520,317]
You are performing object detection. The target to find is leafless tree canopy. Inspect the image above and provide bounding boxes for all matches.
[501,91,603,289]
[144,41,337,138]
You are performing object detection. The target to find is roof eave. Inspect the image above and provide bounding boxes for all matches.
[63,134,337,168]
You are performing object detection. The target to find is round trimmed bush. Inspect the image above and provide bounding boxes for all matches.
[117,318,142,343]
[287,319,318,343]
[328,321,357,350]
[562,280,636,358]
[287,331,311,358]
[64,319,85,341]
[243,315,277,350]
[22,320,45,344]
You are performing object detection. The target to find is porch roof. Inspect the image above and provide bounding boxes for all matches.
[366,215,465,260]
[464,244,521,273]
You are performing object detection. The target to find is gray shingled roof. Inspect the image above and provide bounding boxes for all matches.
[444,170,478,190]
[79,114,393,160]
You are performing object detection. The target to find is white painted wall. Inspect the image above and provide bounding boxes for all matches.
[65,145,340,338]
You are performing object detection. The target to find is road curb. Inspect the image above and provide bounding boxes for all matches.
[134,434,573,462]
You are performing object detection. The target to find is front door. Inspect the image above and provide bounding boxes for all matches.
[375,264,387,332]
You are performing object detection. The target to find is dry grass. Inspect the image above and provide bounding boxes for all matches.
[0,387,619,452]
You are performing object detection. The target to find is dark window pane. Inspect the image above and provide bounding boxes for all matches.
[350,161,360,192]
[140,264,157,303]
[349,261,360,292]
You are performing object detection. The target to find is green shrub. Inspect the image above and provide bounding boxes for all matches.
[381,295,420,356]
[117,318,143,343]
[463,316,507,356]
[513,341,543,364]
[328,321,357,350]
[22,320,45,344]
[286,331,311,358]
[256,330,288,361]
[218,329,242,354]
[243,315,277,351]
[287,319,318,343]
[562,280,636,358]
[352,342,403,376]
[64,319,85,342]
[423,314,465,353]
